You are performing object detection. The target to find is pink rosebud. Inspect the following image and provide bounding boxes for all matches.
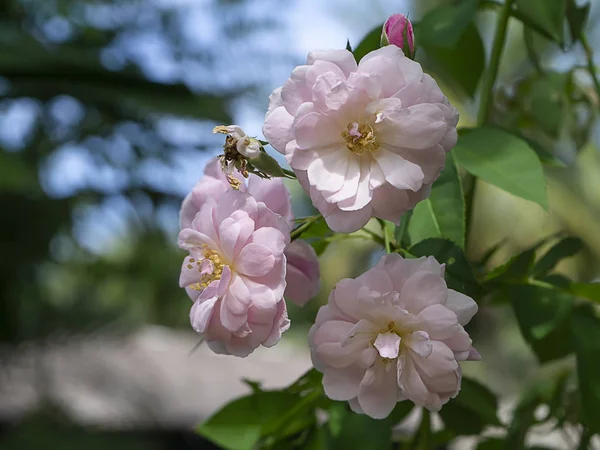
[382,14,415,58]
[308,253,479,419]
[179,190,290,357]
[284,240,321,307]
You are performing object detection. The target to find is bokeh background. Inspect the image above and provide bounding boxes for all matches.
[1,0,599,448]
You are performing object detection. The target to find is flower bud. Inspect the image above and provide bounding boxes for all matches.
[381,14,415,59]
[284,240,321,307]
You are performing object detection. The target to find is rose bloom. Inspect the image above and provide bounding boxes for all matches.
[179,190,290,356]
[181,158,320,307]
[263,46,458,232]
[308,253,479,419]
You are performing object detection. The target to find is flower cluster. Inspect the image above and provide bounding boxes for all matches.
[177,16,478,419]
[178,158,320,356]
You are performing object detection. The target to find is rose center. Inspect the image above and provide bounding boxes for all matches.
[188,245,226,290]
[342,122,379,155]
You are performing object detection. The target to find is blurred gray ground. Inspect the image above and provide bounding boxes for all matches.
[0,326,312,428]
[1,326,598,449]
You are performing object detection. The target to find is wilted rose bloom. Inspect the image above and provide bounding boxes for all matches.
[179,190,290,356]
[180,158,321,307]
[308,253,479,419]
[263,46,458,232]
[382,14,415,58]
[284,240,321,306]
[214,125,261,158]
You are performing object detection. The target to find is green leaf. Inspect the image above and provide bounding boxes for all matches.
[533,237,584,277]
[329,411,393,450]
[353,25,381,62]
[566,0,590,43]
[571,304,600,433]
[453,127,548,209]
[484,249,536,284]
[408,153,465,249]
[409,238,481,298]
[197,391,306,450]
[508,285,574,363]
[439,377,501,436]
[417,23,485,97]
[569,282,600,303]
[418,0,479,48]
[250,151,288,178]
[515,0,567,45]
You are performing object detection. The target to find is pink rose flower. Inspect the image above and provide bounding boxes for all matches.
[263,46,458,232]
[181,158,321,307]
[382,14,415,58]
[284,240,321,306]
[308,253,479,419]
[179,189,290,356]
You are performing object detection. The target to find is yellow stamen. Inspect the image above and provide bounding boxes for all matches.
[342,123,379,155]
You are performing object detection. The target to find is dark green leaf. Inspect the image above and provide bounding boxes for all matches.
[484,249,536,284]
[508,284,574,362]
[571,304,600,433]
[533,237,584,277]
[409,238,481,298]
[418,0,479,48]
[440,377,501,436]
[453,127,548,209]
[417,23,485,97]
[250,151,287,178]
[329,411,393,450]
[569,282,600,303]
[515,0,566,45]
[197,391,305,450]
[566,0,590,43]
[353,25,381,62]
[408,153,465,248]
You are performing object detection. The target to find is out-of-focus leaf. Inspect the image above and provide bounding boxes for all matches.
[571,304,600,433]
[0,151,39,192]
[409,238,481,298]
[353,25,381,62]
[417,23,484,98]
[453,128,548,209]
[329,411,393,450]
[484,249,536,284]
[408,153,465,249]
[417,0,479,48]
[566,0,590,43]
[440,377,501,436]
[515,0,566,45]
[533,237,584,277]
[569,282,600,303]
[508,284,574,362]
[197,391,308,450]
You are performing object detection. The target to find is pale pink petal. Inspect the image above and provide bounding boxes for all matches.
[400,271,448,313]
[307,49,358,77]
[190,295,219,334]
[418,305,459,340]
[374,146,424,191]
[236,243,275,277]
[284,240,321,306]
[247,176,294,224]
[374,332,401,359]
[358,359,400,419]
[445,290,479,326]
[323,365,365,401]
[262,105,295,154]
